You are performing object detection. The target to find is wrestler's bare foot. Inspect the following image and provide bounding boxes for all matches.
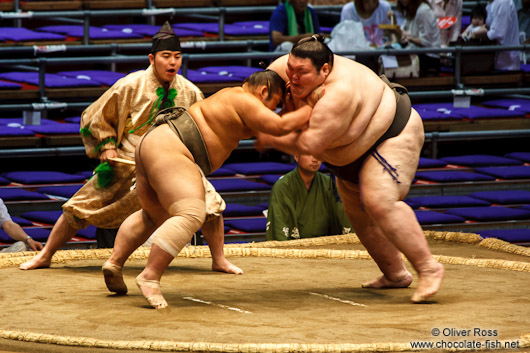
[102,261,128,295]
[19,253,51,270]
[212,258,243,275]
[411,261,444,303]
[136,275,167,309]
[361,271,413,289]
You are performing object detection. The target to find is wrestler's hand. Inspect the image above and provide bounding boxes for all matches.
[282,81,296,112]
[100,149,118,164]
[306,84,325,108]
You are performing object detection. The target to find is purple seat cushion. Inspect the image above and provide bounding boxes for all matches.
[172,28,205,37]
[414,171,495,182]
[0,80,22,89]
[468,190,530,205]
[260,174,283,185]
[182,69,239,83]
[198,66,262,80]
[174,22,265,36]
[521,204,530,210]
[0,176,9,185]
[479,229,530,243]
[75,171,94,179]
[440,154,522,167]
[23,228,51,241]
[418,157,448,169]
[20,210,62,224]
[0,72,100,88]
[64,116,81,124]
[0,126,35,137]
[504,152,530,163]
[210,167,236,177]
[223,203,265,217]
[36,25,143,39]
[0,27,66,42]
[209,179,271,192]
[414,210,466,225]
[102,24,159,36]
[36,25,99,34]
[406,195,491,208]
[231,21,269,35]
[36,185,83,198]
[445,206,530,221]
[25,123,80,135]
[452,106,524,119]
[223,162,294,175]
[224,218,267,233]
[2,171,87,184]
[0,189,49,201]
[11,216,34,227]
[474,166,530,180]
[0,118,61,126]
[57,70,126,86]
[414,106,458,120]
[76,225,97,239]
[482,99,530,113]
[413,102,524,119]
[0,227,50,243]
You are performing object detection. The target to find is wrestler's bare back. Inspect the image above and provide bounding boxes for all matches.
[191,86,311,171]
[269,55,399,166]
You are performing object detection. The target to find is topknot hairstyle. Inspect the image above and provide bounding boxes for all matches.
[244,70,287,100]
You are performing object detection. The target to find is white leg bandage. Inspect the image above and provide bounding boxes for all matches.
[152,198,206,257]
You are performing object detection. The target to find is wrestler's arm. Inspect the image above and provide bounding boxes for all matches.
[257,84,354,155]
[239,94,312,136]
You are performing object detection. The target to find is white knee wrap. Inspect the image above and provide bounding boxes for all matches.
[152,198,206,257]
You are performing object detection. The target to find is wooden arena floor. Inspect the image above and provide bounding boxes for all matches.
[0,234,529,353]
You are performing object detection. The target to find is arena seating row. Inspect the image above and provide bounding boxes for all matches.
[0,22,281,45]
[1,152,529,248]
[0,0,278,12]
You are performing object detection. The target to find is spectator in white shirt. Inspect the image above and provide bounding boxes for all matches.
[472,0,521,70]
[340,0,393,46]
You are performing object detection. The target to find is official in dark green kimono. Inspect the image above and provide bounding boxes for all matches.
[266,154,352,241]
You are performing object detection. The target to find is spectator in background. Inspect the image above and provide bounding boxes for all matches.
[428,0,462,46]
[516,0,530,43]
[394,0,442,74]
[340,0,393,47]
[266,154,352,241]
[472,0,521,71]
[269,0,321,51]
[461,4,487,40]
[1,198,43,253]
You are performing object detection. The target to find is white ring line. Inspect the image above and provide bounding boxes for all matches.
[309,292,366,307]
[182,296,253,314]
